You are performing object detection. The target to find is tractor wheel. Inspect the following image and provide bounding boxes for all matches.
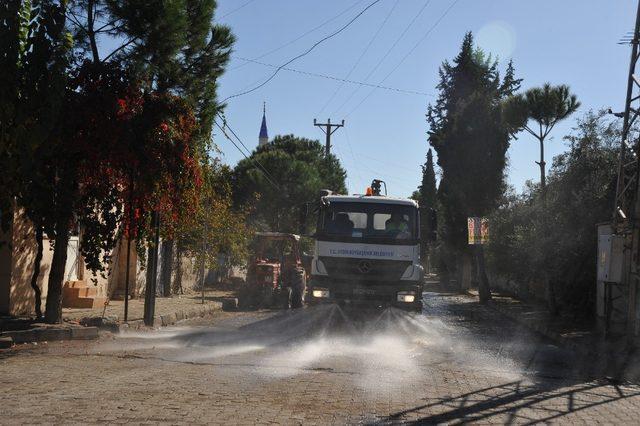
[290,268,306,309]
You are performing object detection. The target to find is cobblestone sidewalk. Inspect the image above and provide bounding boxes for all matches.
[63,289,234,328]
[465,288,639,379]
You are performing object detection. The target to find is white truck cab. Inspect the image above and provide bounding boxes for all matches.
[306,188,424,311]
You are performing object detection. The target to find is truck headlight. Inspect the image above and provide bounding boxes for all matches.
[312,288,330,298]
[397,291,416,303]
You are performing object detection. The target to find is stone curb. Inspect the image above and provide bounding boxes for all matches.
[0,302,222,347]
[0,325,99,345]
[91,301,222,333]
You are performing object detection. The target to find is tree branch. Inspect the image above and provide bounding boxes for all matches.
[523,125,539,139]
[96,18,120,33]
[101,37,137,63]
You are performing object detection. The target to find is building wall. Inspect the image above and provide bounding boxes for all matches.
[0,206,108,316]
[0,204,238,316]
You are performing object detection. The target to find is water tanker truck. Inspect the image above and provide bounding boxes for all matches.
[305,180,424,311]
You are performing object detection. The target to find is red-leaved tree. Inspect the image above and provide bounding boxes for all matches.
[41,62,201,323]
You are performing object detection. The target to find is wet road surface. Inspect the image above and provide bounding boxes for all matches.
[2,291,640,424]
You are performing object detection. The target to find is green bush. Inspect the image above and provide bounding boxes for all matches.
[487,110,620,316]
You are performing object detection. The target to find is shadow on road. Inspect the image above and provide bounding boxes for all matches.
[374,378,640,424]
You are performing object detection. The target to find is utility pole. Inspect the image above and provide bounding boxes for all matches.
[314,118,345,156]
[611,0,640,342]
[143,211,160,326]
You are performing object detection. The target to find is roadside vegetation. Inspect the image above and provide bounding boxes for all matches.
[420,32,615,317]
[486,111,619,316]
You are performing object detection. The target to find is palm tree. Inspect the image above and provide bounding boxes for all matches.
[504,84,580,314]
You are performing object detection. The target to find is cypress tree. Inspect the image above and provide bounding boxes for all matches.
[427,32,521,302]
[417,149,437,261]
[418,149,437,208]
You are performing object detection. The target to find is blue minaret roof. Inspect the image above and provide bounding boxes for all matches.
[259,102,268,139]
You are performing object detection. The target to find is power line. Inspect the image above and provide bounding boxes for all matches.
[219,0,258,20]
[331,0,433,117]
[221,0,383,103]
[217,114,281,187]
[317,0,400,116]
[236,57,433,96]
[217,112,253,156]
[229,0,367,72]
[213,118,280,190]
[345,0,461,118]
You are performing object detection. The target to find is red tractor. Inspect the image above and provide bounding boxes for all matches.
[237,232,307,309]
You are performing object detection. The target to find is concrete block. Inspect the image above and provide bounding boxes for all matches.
[0,336,13,349]
[6,327,71,343]
[3,330,35,343]
[32,327,71,342]
[70,326,98,340]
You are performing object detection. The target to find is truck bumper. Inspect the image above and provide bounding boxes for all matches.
[306,276,423,312]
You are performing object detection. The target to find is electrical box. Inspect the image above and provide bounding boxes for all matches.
[597,234,624,283]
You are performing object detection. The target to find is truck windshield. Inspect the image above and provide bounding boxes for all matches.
[317,202,418,241]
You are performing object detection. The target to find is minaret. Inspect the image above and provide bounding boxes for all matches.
[258,102,268,147]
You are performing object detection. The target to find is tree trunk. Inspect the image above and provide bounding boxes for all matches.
[538,136,546,198]
[30,225,44,319]
[172,243,184,295]
[438,251,450,288]
[86,0,101,64]
[44,216,70,324]
[459,251,473,291]
[160,239,174,297]
[476,245,492,304]
[537,136,557,314]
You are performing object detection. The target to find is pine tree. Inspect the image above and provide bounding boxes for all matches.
[68,0,234,150]
[427,32,521,303]
[105,0,234,149]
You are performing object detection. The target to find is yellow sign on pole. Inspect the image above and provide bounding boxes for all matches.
[468,217,489,245]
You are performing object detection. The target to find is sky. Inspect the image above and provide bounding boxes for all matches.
[213,0,634,198]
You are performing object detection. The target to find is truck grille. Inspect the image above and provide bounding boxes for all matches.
[319,257,411,281]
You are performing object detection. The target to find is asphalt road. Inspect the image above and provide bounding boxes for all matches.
[2,291,640,424]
